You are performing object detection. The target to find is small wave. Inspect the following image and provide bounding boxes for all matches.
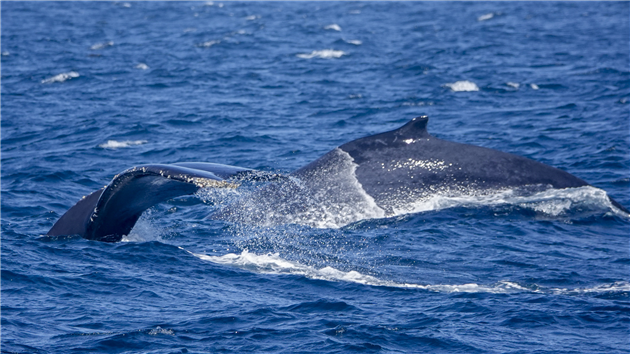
[297,49,346,59]
[191,250,629,295]
[402,101,434,106]
[345,39,362,45]
[98,140,147,149]
[90,41,113,50]
[324,24,342,32]
[530,83,540,90]
[135,63,149,70]
[197,40,220,48]
[507,82,520,89]
[41,71,79,84]
[245,15,260,21]
[2,51,9,56]
[444,80,479,92]
[204,1,223,7]
[148,326,174,336]
[478,13,494,21]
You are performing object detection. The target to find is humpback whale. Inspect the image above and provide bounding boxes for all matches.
[48,116,628,242]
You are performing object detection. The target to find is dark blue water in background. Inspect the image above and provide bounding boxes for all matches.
[2,2,629,353]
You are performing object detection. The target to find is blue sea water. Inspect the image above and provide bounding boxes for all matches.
[2,1,630,353]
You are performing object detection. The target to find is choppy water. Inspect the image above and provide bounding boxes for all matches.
[2,2,629,353]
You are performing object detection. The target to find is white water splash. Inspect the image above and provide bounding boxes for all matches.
[99,140,147,149]
[392,185,623,217]
[297,49,346,59]
[122,212,165,243]
[136,63,149,70]
[191,249,629,295]
[215,149,384,228]
[41,71,79,84]
[444,80,479,92]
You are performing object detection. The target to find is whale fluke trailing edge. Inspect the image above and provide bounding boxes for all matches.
[48,116,628,242]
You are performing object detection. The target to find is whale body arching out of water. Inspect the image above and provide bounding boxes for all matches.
[48,116,628,242]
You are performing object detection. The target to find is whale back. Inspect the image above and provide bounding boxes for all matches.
[334,115,589,212]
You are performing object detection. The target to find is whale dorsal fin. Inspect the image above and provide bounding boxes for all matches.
[393,115,429,138]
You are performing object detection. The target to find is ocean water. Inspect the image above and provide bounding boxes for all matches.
[2,2,629,353]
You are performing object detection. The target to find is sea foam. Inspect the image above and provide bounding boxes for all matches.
[444,80,479,92]
[191,249,630,295]
[99,140,147,149]
[197,40,220,48]
[297,49,346,59]
[41,71,79,84]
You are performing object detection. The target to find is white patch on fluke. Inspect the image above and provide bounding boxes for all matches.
[297,49,346,59]
[42,71,79,84]
[99,140,147,149]
[444,80,479,92]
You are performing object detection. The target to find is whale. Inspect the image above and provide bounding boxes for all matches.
[48,115,628,242]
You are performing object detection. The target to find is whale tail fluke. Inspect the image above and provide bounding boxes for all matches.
[47,163,252,242]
